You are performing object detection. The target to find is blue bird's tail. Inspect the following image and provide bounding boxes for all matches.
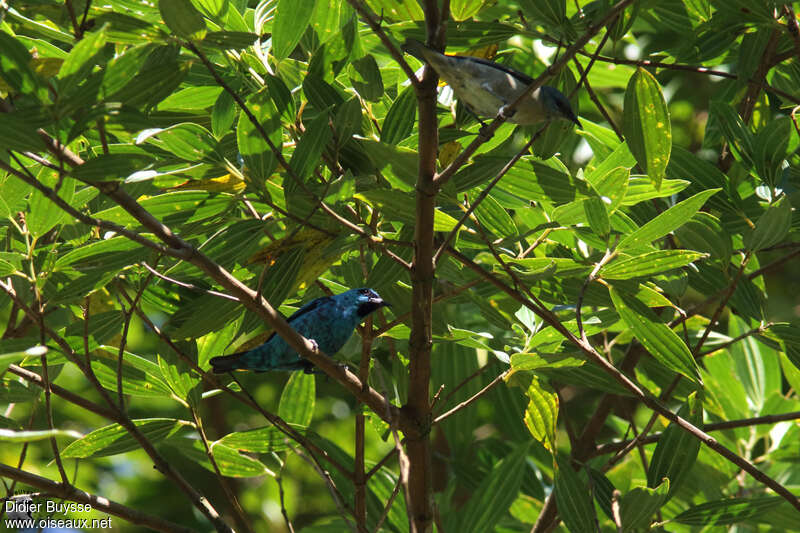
[209,351,246,374]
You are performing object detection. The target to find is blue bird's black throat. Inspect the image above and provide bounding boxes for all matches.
[357,299,387,318]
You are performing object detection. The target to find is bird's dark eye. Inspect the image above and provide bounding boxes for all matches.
[359,289,370,295]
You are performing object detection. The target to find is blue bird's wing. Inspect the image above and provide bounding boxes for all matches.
[261,295,335,343]
[209,294,336,373]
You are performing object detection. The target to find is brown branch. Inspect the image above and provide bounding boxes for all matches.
[0,280,234,533]
[7,365,120,421]
[442,248,800,515]
[190,409,254,533]
[568,47,800,106]
[692,253,750,357]
[433,133,540,264]
[576,248,616,344]
[595,411,800,457]
[0,160,190,259]
[4,141,405,433]
[697,322,772,358]
[0,463,195,533]
[141,262,240,302]
[345,0,421,88]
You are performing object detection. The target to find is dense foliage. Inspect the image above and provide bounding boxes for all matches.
[1,0,800,531]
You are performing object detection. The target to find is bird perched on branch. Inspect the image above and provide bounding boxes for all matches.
[210,288,389,373]
[403,39,581,128]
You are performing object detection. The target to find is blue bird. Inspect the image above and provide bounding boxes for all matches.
[209,288,389,373]
[403,39,581,127]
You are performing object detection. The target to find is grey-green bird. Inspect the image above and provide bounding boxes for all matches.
[403,39,581,128]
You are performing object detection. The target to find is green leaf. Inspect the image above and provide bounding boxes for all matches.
[618,189,720,250]
[348,55,383,102]
[0,113,46,152]
[523,376,558,451]
[58,27,107,95]
[278,372,315,426]
[208,442,272,477]
[753,117,791,187]
[609,287,702,385]
[289,111,333,183]
[159,0,207,39]
[709,101,755,169]
[470,191,518,238]
[450,0,489,20]
[583,195,610,237]
[4,7,74,44]
[381,86,416,145]
[623,68,672,188]
[158,86,223,111]
[0,173,32,220]
[55,236,144,272]
[61,419,188,458]
[622,177,689,206]
[511,353,584,371]
[0,31,43,97]
[519,0,567,29]
[258,247,306,308]
[0,428,82,442]
[500,256,590,280]
[72,153,154,183]
[0,345,47,373]
[168,438,272,477]
[673,496,783,526]
[744,196,792,251]
[647,393,702,496]
[192,0,229,20]
[456,441,530,533]
[28,176,75,237]
[218,423,307,453]
[302,75,344,109]
[158,354,199,403]
[674,212,731,261]
[601,250,706,280]
[355,190,459,231]
[140,123,220,162]
[237,88,281,183]
[272,0,317,60]
[211,89,236,137]
[555,454,596,533]
[619,480,670,532]
[729,315,779,412]
[587,166,629,211]
[89,353,175,399]
[0,258,17,277]
[771,322,800,372]
[202,31,258,50]
[667,147,733,214]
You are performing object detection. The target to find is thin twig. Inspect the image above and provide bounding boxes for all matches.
[141,262,240,302]
[433,134,540,264]
[433,370,509,424]
[0,463,196,533]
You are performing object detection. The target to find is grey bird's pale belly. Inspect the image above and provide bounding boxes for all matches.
[426,55,548,124]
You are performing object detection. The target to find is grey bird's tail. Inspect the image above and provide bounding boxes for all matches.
[402,38,429,60]
[209,352,245,374]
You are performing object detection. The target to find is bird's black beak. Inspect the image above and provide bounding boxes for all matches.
[358,296,390,318]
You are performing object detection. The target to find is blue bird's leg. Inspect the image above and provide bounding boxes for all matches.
[301,339,319,374]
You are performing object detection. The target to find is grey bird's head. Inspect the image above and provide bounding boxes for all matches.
[540,86,581,128]
[337,288,389,318]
